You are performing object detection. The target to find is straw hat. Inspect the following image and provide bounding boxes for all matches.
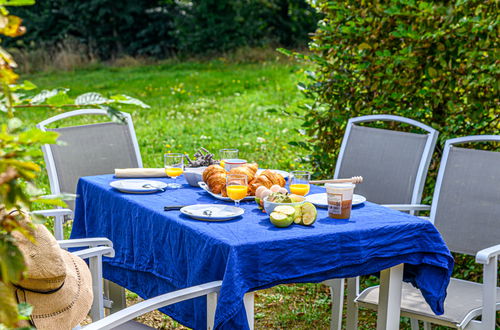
[12,223,93,330]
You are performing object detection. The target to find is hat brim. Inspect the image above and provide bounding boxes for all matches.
[16,250,93,330]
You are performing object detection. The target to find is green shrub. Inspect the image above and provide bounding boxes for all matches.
[9,0,319,58]
[10,0,180,59]
[287,0,499,179]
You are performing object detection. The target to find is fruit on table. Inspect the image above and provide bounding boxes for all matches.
[255,186,269,198]
[278,187,288,194]
[270,205,296,228]
[260,189,272,200]
[289,194,305,203]
[267,192,292,203]
[295,202,317,226]
[270,184,281,193]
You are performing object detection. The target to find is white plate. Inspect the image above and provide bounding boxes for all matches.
[180,204,244,221]
[256,169,289,179]
[305,193,367,208]
[198,182,254,201]
[110,179,167,194]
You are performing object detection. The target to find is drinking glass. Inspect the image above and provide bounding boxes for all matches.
[219,149,239,168]
[226,174,248,207]
[289,171,311,196]
[164,153,184,188]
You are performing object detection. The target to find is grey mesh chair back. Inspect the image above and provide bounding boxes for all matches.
[430,135,500,256]
[335,115,438,205]
[37,109,142,210]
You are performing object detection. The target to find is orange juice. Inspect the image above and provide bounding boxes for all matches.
[290,184,310,196]
[165,167,183,177]
[227,185,248,201]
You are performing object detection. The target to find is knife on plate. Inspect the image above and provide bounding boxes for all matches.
[164,205,188,211]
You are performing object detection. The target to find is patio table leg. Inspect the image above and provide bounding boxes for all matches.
[377,263,404,330]
[345,277,359,330]
[244,292,255,330]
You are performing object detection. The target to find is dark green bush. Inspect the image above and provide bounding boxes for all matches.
[10,0,180,59]
[287,0,499,179]
[174,0,318,53]
[10,0,319,58]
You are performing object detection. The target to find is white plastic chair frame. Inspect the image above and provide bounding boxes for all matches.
[36,109,143,240]
[325,114,439,330]
[356,135,500,330]
[33,208,222,330]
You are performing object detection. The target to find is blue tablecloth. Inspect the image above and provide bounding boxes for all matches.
[72,174,453,329]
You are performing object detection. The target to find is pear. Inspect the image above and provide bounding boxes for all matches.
[270,205,296,228]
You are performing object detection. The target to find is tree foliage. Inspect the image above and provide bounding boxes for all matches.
[9,0,319,58]
[286,0,499,178]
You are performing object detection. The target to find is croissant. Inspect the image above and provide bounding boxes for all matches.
[229,165,256,183]
[203,165,226,182]
[248,170,286,195]
[203,165,227,194]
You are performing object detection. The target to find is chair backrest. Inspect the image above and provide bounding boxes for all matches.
[430,136,500,256]
[335,115,438,205]
[37,109,142,210]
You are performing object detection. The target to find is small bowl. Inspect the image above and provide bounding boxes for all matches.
[184,167,208,187]
[263,195,305,214]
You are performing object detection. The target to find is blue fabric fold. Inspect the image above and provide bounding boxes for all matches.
[71,174,453,329]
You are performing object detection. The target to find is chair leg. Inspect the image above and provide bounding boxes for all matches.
[323,278,344,330]
[89,255,105,321]
[54,214,64,240]
[206,291,218,330]
[345,277,359,330]
[243,292,255,330]
[107,280,126,313]
[410,318,419,330]
[422,321,431,330]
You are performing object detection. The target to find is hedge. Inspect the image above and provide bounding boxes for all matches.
[9,0,319,59]
[287,0,499,186]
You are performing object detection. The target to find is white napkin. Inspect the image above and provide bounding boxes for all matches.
[114,168,167,178]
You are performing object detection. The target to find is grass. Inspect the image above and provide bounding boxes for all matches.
[19,60,307,174]
[13,59,457,329]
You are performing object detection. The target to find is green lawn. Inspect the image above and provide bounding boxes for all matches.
[15,60,443,329]
[21,60,308,175]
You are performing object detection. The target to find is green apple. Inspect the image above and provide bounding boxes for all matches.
[293,204,303,224]
[270,205,296,228]
[299,202,317,226]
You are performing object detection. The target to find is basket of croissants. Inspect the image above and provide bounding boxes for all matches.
[202,163,286,197]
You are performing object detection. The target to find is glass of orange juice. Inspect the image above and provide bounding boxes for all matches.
[164,153,184,188]
[226,174,248,207]
[289,171,311,196]
[219,149,238,169]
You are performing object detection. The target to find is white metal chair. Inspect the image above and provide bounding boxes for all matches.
[36,109,143,314]
[37,109,142,240]
[322,115,439,329]
[355,135,500,330]
[42,217,222,330]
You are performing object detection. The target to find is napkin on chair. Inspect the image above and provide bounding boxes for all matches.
[114,168,167,178]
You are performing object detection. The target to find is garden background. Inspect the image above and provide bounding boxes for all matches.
[1,0,498,328]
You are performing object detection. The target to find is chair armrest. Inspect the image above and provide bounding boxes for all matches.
[57,238,113,249]
[83,281,222,330]
[475,244,500,264]
[31,208,73,218]
[73,246,115,259]
[382,204,431,211]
